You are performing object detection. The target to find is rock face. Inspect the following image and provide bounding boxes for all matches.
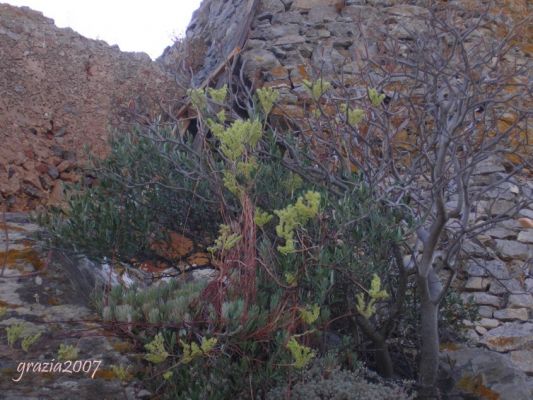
[0,4,179,210]
[441,346,533,399]
[0,213,150,399]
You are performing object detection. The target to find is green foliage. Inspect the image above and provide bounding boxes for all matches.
[303,79,331,100]
[368,88,385,107]
[287,337,316,369]
[0,306,6,319]
[256,87,279,115]
[180,337,217,364]
[254,207,273,228]
[207,85,228,104]
[299,304,320,325]
[440,290,479,337]
[188,88,207,111]
[99,280,206,325]
[214,119,263,161]
[145,333,169,364]
[207,224,242,254]
[21,332,41,352]
[274,191,321,255]
[44,84,428,398]
[340,104,365,126]
[6,324,24,348]
[111,364,131,381]
[356,275,389,319]
[58,344,79,361]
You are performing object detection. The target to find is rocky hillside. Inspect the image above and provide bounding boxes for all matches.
[0,4,180,210]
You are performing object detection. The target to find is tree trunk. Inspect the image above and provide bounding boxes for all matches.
[375,339,394,378]
[418,274,440,399]
[355,315,394,378]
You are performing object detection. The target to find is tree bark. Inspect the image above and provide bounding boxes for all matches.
[417,274,440,399]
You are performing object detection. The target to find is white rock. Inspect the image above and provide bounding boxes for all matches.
[517,230,533,244]
[478,318,501,329]
[475,325,488,335]
[464,277,490,291]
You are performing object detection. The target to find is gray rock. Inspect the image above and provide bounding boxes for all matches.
[466,259,510,279]
[489,279,524,295]
[493,308,529,322]
[517,230,533,244]
[495,239,533,260]
[441,346,533,400]
[485,226,517,239]
[478,305,496,318]
[275,34,306,46]
[258,0,285,14]
[509,350,533,375]
[311,43,346,74]
[272,11,304,25]
[519,208,533,219]
[326,21,356,37]
[525,278,533,293]
[241,48,281,80]
[292,0,337,10]
[462,292,501,307]
[463,239,494,257]
[480,322,533,352]
[308,6,338,23]
[508,294,533,309]
[473,158,506,175]
[483,200,519,217]
[475,325,488,335]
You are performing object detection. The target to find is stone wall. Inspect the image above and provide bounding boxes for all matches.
[0,4,180,210]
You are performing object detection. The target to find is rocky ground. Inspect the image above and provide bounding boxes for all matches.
[0,213,150,399]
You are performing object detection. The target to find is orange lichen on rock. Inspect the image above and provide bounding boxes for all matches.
[456,374,500,400]
[138,260,170,273]
[150,231,194,260]
[187,252,211,267]
[0,248,44,270]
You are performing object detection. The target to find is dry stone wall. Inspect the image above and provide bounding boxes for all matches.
[0,4,179,210]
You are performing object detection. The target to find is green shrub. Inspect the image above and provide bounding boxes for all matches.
[38,128,221,262]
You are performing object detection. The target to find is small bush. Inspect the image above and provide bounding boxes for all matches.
[267,358,415,400]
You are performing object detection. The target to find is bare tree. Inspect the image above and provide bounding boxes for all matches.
[268,3,532,397]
